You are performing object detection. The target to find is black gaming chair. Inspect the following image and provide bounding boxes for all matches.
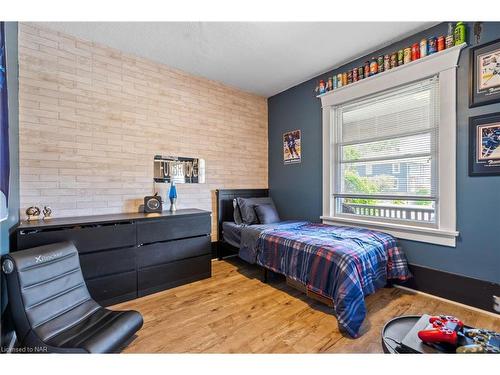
[2,241,143,353]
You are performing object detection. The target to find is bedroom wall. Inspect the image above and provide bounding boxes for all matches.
[268,22,500,285]
[17,23,268,240]
[0,22,19,255]
[1,21,20,347]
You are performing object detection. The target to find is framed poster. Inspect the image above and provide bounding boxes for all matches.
[469,38,500,108]
[283,130,301,165]
[469,112,500,176]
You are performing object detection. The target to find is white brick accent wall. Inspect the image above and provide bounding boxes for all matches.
[18,23,268,240]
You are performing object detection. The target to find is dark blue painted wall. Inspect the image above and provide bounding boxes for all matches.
[268,22,500,284]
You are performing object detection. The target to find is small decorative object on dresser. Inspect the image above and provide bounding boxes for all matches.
[25,206,41,221]
[469,112,500,176]
[42,206,52,220]
[168,181,177,212]
[144,193,162,213]
[469,38,500,108]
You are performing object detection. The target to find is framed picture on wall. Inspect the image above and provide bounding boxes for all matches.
[283,129,301,165]
[469,38,500,108]
[469,112,500,176]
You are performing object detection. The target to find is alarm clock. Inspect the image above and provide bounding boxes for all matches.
[144,193,162,213]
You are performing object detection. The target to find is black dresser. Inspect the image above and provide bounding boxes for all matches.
[12,209,212,306]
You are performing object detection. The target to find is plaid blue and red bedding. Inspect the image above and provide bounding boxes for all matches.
[255,222,411,337]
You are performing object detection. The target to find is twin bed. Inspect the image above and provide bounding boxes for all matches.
[216,189,411,338]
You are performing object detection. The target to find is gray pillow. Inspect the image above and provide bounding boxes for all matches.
[254,204,280,224]
[233,199,243,225]
[236,197,277,225]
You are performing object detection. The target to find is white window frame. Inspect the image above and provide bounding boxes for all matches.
[319,44,465,247]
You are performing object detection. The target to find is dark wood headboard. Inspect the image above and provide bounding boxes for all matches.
[215,188,268,242]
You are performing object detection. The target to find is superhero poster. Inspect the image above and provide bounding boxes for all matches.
[469,113,500,176]
[283,130,301,165]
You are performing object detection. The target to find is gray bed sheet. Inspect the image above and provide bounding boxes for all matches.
[223,221,302,264]
[222,221,244,249]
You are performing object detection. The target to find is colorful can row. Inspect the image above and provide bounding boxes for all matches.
[316,23,465,95]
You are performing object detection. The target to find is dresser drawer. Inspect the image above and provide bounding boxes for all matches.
[136,214,210,245]
[85,270,137,306]
[137,235,210,269]
[16,222,136,254]
[137,254,211,297]
[79,246,136,280]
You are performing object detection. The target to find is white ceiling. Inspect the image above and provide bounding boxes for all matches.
[38,22,436,97]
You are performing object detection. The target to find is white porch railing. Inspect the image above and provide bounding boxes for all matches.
[343,203,435,223]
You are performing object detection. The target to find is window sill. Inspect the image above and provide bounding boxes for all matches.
[320,215,459,247]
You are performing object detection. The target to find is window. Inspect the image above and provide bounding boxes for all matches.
[334,77,438,226]
[320,46,463,246]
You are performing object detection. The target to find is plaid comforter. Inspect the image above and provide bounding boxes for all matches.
[255,222,411,337]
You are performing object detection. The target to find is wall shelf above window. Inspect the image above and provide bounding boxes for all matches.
[317,43,466,107]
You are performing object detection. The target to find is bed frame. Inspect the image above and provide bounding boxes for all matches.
[215,188,268,259]
[215,188,335,306]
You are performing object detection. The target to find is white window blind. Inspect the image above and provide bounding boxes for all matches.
[333,76,439,225]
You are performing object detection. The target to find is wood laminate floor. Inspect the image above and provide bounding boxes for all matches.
[114,258,500,353]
